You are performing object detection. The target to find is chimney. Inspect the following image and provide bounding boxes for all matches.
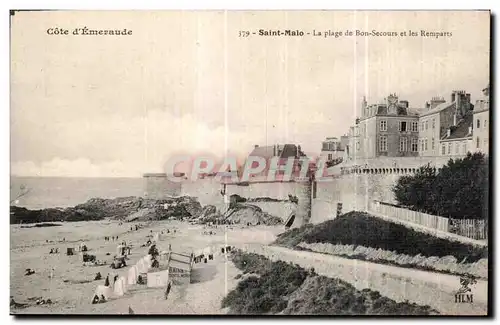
[451,92,456,102]
[447,129,451,137]
[453,114,457,126]
[468,126,472,134]
[273,145,276,156]
[254,144,259,148]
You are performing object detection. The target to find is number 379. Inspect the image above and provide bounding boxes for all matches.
[239,31,250,37]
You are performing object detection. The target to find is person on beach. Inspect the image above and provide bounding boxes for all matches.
[164,282,172,300]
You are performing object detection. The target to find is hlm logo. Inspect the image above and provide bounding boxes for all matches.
[454,276,477,304]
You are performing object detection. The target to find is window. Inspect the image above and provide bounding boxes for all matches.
[448,143,452,154]
[420,121,425,131]
[328,153,333,160]
[411,138,418,152]
[356,141,360,151]
[425,121,428,130]
[477,119,480,128]
[424,138,428,151]
[476,137,480,148]
[420,139,425,152]
[432,118,435,129]
[431,137,435,150]
[355,127,359,136]
[322,142,328,150]
[462,142,467,154]
[411,122,418,132]
[484,120,487,128]
[399,137,408,152]
[379,136,387,152]
[442,144,446,155]
[484,139,488,149]
[380,120,387,131]
[455,143,459,154]
[399,121,407,132]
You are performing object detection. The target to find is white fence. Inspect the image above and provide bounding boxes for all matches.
[370,201,449,232]
[369,201,488,241]
[450,219,488,240]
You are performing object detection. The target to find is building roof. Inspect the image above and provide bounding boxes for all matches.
[441,113,473,141]
[248,144,304,160]
[420,101,455,117]
[280,144,299,158]
[143,173,167,177]
[248,145,275,160]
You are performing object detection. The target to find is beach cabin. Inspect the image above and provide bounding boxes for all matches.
[147,269,170,288]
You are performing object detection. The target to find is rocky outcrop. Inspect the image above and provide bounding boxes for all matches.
[10,196,203,224]
[225,203,282,226]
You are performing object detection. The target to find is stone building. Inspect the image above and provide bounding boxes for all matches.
[439,114,473,157]
[246,144,307,179]
[472,84,490,155]
[355,94,420,159]
[346,123,360,161]
[320,136,348,162]
[419,90,473,157]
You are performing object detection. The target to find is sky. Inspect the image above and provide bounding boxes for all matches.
[10,10,490,177]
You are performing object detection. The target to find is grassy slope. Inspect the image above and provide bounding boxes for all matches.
[222,250,437,315]
[274,211,487,263]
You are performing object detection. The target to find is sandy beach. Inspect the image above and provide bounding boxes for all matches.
[10,220,283,314]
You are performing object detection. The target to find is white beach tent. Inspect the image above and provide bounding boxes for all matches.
[92,285,113,302]
[119,276,128,293]
[127,265,138,285]
[136,259,147,274]
[144,255,153,268]
[113,277,125,297]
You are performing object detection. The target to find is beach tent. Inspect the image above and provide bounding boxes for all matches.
[116,245,124,256]
[119,276,128,293]
[136,257,150,274]
[147,269,170,288]
[92,285,112,302]
[127,265,138,285]
[113,277,125,297]
[144,255,153,268]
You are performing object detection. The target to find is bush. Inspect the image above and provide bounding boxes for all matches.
[273,212,487,262]
[223,250,309,314]
[393,152,488,220]
[225,251,437,315]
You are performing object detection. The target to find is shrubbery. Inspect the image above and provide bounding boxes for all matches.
[222,251,309,314]
[223,250,437,315]
[274,212,487,262]
[392,152,489,220]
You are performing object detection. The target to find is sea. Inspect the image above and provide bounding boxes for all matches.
[10,176,145,210]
